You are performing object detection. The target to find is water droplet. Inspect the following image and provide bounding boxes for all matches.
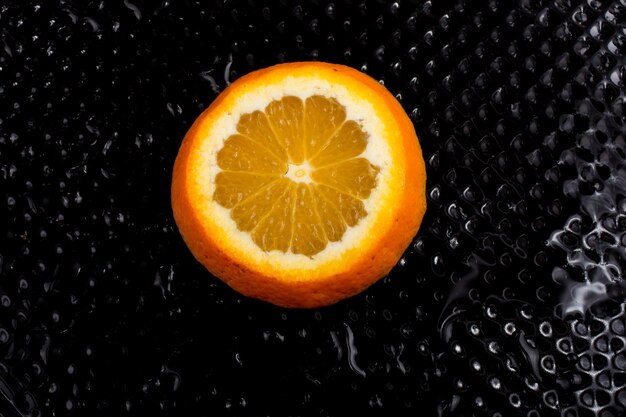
[490,377,501,390]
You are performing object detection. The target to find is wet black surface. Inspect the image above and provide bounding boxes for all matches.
[1,0,626,416]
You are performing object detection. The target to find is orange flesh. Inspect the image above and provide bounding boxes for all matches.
[213,95,379,257]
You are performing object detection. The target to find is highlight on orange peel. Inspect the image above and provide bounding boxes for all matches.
[171,62,426,308]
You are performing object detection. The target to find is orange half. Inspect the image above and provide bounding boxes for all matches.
[171,62,426,308]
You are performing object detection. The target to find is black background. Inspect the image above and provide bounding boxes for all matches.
[1,1,626,416]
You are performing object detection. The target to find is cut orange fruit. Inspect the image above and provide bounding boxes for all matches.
[171,62,426,308]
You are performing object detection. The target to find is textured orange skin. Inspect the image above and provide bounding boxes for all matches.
[171,62,426,308]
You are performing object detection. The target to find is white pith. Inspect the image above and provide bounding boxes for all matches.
[285,162,313,183]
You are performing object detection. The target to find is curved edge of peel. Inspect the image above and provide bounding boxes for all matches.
[171,61,427,308]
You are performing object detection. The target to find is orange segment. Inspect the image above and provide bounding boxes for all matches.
[291,184,327,256]
[214,172,278,208]
[314,184,367,227]
[172,62,427,308]
[217,134,287,174]
[265,96,306,164]
[310,120,368,167]
[303,95,346,159]
[311,158,380,199]
[237,111,288,161]
[230,178,290,231]
[251,182,295,252]
[310,186,347,242]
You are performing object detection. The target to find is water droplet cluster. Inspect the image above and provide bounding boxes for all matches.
[0,0,625,416]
